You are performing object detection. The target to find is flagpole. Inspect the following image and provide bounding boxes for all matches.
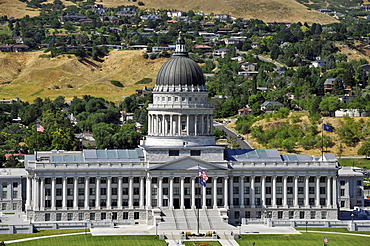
[36,124,38,161]
[197,164,200,235]
[321,123,324,161]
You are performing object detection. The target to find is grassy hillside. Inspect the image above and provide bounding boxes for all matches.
[1,0,337,24]
[0,50,167,102]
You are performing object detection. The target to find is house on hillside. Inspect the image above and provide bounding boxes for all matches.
[214,14,231,21]
[261,101,284,112]
[324,77,335,93]
[311,57,328,68]
[61,13,87,22]
[213,48,230,58]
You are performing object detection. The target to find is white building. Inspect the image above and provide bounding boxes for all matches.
[0,35,365,229]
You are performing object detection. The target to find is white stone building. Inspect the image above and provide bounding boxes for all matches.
[0,35,365,229]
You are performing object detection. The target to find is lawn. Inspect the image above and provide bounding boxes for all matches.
[184,242,222,246]
[338,158,370,169]
[236,232,370,246]
[7,234,166,246]
[295,227,370,235]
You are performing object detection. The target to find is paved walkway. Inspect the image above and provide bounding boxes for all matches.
[4,232,87,244]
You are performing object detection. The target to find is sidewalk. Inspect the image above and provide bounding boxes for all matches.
[4,232,87,244]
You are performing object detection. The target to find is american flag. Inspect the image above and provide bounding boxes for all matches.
[36,124,44,132]
[198,167,208,187]
[323,237,328,243]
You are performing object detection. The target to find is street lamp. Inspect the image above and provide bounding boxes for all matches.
[155,223,158,236]
[305,221,308,233]
[351,213,354,223]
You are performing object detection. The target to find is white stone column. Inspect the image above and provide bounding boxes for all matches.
[194,115,198,135]
[95,177,101,209]
[139,177,144,208]
[180,177,185,208]
[40,178,45,210]
[261,176,265,207]
[272,176,276,207]
[250,176,255,207]
[332,176,337,209]
[213,177,218,209]
[146,177,152,209]
[169,177,174,208]
[191,177,196,208]
[73,177,78,209]
[202,185,206,208]
[294,176,298,206]
[178,115,182,136]
[129,177,133,208]
[201,115,205,135]
[84,177,89,208]
[51,177,56,209]
[62,177,67,209]
[158,177,163,207]
[283,176,287,207]
[33,178,39,211]
[316,176,320,207]
[26,177,32,209]
[327,177,331,207]
[305,176,309,207]
[224,177,229,208]
[229,176,234,208]
[186,115,190,135]
[118,177,123,208]
[170,115,173,135]
[107,177,112,208]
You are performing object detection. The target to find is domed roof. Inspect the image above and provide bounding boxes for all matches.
[155,34,205,87]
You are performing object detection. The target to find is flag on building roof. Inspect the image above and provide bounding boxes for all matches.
[323,237,328,243]
[323,124,333,132]
[198,167,208,187]
[37,124,44,132]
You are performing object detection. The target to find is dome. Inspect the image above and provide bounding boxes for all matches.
[155,33,205,87]
[156,56,205,87]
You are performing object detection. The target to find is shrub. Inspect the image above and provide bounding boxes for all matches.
[110,80,124,87]
[134,78,152,85]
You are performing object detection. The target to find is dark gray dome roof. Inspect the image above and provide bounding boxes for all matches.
[156,56,205,87]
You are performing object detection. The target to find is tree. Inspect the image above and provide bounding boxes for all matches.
[319,95,342,116]
[358,141,370,159]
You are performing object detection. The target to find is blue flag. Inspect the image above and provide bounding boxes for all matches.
[323,124,333,132]
[198,167,208,187]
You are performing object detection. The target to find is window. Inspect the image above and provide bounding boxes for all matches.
[90,177,96,184]
[12,191,18,199]
[123,188,128,195]
[255,187,261,194]
[152,188,157,195]
[45,213,50,221]
[276,187,282,194]
[320,177,326,183]
[357,180,362,186]
[276,176,282,183]
[244,177,250,183]
[245,211,251,218]
[56,178,62,184]
[112,199,117,206]
[287,176,293,183]
[112,188,118,195]
[233,177,239,183]
[233,187,239,194]
[163,199,168,206]
[217,187,223,195]
[276,198,282,205]
[185,177,190,183]
[256,211,262,219]
[134,212,139,220]
[78,177,85,184]
[163,178,168,183]
[190,150,201,156]
[287,187,293,194]
[122,199,128,206]
[320,198,326,205]
[244,187,249,194]
[79,213,84,221]
[169,150,179,156]
[206,187,211,195]
[265,177,271,183]
[234,211,240,219]
[1,203,6,210]
[123,212,128,220]
[56,189,62,196]
[309,176,315,183]
[90,188,96,195]
[218,178,223,183]
[320,187,326,194]
[13,182,18,188]
[56,213,62,221]
[321,211,327,219]
[309,198,315,205]
[1,191,7,199]
[298,187,304,194]
[310,211,316,219]
[122,177,128,183]
[255,177,261,183]
[287,198,293,205]
[67,188,73,196]
[89,199,95,207]
[78,200,84,207]
[298,176,304,183]
[78,188,84,196]
[101,188,107,195]
[112,177,118,183]
[217,199,223,206]
[244,198,250,205]
[175,97,178,102]
[134,177,140,183]
[357,189,362,196]
[67,178,73,184]
[278,211,283,219]
[45,178,51,184]
[68,213,73,221]
[174,177,179,183]
[152,178,158,184]
[101,178,107,184]
[298,198,304,205]
[266,198,271,205]
[163,188,169,195]
[174,188,179,195]
[13,203,17,210]
[289,211,294,219]
[255,198,261,206]
[300,211,305,219]
[90,213,95,220]
[134,188,139,195]
[309,187,315,194]
[266,187,271,194]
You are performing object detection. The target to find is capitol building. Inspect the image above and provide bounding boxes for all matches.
[0,35,364,229]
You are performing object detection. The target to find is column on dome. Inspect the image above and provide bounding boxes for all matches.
[201,115,205,135]
[178,115,181,136]
[40,178,45,210]
[316,176,320,207]
[170,115,173,135]
[213,177,217,209]
[95,177,101,209]
[161,115,165,136]
[194,115,198,136]
[186,115,190,135]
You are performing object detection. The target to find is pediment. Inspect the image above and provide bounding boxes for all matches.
[149,156,227,171]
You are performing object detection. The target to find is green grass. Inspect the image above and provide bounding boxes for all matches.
[0,229,86,241]
[236,232,370,246]
[7,234,166,246]
[295,227,370,235]
[184,242,222,246]
[338,158,370,169]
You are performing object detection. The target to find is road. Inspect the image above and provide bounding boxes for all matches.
[214,122,251,149]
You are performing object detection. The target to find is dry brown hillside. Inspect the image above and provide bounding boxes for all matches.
[1,0,337,24]
[0,50,167,102]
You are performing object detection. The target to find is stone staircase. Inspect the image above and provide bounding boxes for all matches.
[158,208,235,231]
